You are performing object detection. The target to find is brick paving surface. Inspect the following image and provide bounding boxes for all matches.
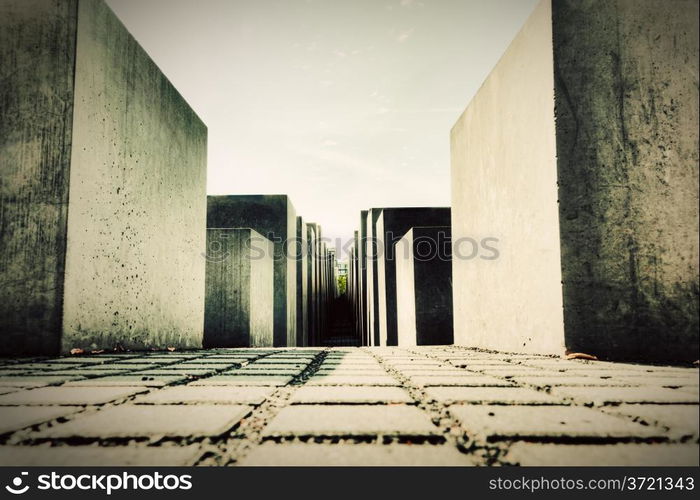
[0,346,697,466]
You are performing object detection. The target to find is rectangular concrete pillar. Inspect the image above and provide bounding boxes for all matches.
[207,195,297,347]
[204,229,274,347]
[396,227,454,346]
[450,0,699,361]
[366,208,383,346]
[0,0,207,355]
[296,216,308,347]
[359,211,369,346]
[306,223,318,346]
[375,208,451,346]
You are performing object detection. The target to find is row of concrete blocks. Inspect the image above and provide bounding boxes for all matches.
[0,1,336,354]
[205,196,337,348]
[348,209,454,349]
[347,0,699,362]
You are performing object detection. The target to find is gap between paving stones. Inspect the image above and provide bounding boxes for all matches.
[364,348,484,463]
[196,348,332,465]
[0,350,281,447]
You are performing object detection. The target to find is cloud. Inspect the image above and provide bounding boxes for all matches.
[396,28,414,43]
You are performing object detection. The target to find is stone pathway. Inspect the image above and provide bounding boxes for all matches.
[0,347,697,466]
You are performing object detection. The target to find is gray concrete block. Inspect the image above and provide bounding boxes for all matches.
[0,444,203,466]
[396,226,453,346]
[0,406,82,435]
[504,442,699,466]
[263,405,439,437]
[133,386,274,405]
[450,0,699,362]
[0,386,147,406]
[296,217,309,347]
[0,0,207,355]
[204,228,274,348]
[451,405,664,441]
[34,404,251,438]
[239,443,476,466]
[207,195,297,347]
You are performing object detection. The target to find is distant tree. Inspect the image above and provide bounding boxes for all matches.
[337,274,347,296]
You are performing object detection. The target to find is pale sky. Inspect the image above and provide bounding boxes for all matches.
[106,0,538,255]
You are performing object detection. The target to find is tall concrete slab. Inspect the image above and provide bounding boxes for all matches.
[296,216,308,347]
[451,0,699,361]
[306,223,318,346]
[359,211,368,346]
[396,227,454,347]
[204,229,274,347]
[375,208,451,346]
[365,209,383,346]
[1,0,207,355]
[207,195,297,347]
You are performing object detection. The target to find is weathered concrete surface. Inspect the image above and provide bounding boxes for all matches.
[0,0,207,355]
[450,0,563,357]
[396,227,454,346]
[296,217,308,347]
[62,0,207,353]
[375,208,451,346]
[450,0,698,361]
[204,229,274,347]
[0,0,78,355]
[207,195,297,347]
[552,0,699,361]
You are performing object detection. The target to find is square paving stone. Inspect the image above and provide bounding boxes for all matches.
[503,442,699,466]
[239,443,476,466]
[425,387,565,405]
[34,404,251,438]
[0,406,82,434]
[409,375,512,387]
[190,375,292,386]
[45,358,110,365]
[620,376,699,388]
[79,363,160,371]
[551,386,699,405]
[305,375,399,386]
[263,405,439,437]
[604,404,699,439]
[0,444,203,466]
[290,386,413,404]
[0,387,147,406]
[450,405,664,442]
[254,359,312,365]
[134,386,274,405]
[0,376,85,388]
[63,375,186,387]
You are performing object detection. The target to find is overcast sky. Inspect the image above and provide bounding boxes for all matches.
[106,0,538,256]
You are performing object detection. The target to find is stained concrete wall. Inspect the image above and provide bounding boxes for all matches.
[0,0,78,355]
[375,208,451,346]
[1,0,207,355]
[396,227,454,347]
[204,229,273,347]
[207,195,297,347]
[451,0,698,361]
[553,0,699,361]
[296,216,308,347]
